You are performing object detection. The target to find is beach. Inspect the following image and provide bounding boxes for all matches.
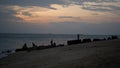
[0,39,120,68]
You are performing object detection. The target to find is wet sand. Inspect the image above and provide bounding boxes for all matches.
[0,39,120,68]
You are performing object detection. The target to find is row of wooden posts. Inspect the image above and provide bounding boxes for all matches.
[67,34,118,45]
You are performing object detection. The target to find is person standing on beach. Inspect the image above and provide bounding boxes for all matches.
[22,43,28,50]
[51,40,53,46]
[50,40,56,47]
[77,34,80,40]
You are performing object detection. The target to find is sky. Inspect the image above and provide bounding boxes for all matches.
[0,0,120,34]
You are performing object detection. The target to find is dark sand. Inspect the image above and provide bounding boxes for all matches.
[0,39,120,68]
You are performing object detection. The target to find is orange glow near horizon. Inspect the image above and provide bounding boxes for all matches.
[10,4,120,23]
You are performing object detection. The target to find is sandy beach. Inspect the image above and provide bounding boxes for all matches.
[0,39,120,68]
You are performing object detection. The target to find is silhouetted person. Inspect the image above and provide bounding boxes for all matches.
[50,40,54,46]
[32,42,36,47]
[77,34,80,40]
[53,42,56,47]
[32,42,37,49]
[22,43,28,50]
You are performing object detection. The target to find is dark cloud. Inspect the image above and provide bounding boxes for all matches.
[82,7,111,12]
[22,12,32,17]
[110,5,120,15]
[0,0,118,5]
[72,0,118,7]
[0,0,119,12]
[0,0,119,7]
[91,13,99,15]
[58,16,80,19]
[0,0,67,7]
[109,5,120,10]
[58,16,80,21]
[0,10,21,22]
[58,16,73,18]
[69,0,119,5]
[80,1,120,13]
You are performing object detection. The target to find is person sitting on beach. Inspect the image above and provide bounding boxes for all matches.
[53,42,56,47]
[22,43,28,50]
[32,42,38,49]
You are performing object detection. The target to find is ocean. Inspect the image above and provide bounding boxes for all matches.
[0,33,114,58]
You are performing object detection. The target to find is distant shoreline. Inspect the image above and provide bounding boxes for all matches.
[0,33,120,36]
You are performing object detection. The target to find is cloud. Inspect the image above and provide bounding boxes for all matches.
[0,5,61,23]
[0,0,119,9]
[0,0,120,14]
[0,0,69,8]
[82,6,111,12]
[68,0,119,5]
[81,1,120,15]
[0,0,120,24]
[0,5,83,23]
[0,6,21,22]
[91,13,99,15]
[58,16,73,18]
[22,12,32,17]
[0,4,120,24]
[58,16,80,19]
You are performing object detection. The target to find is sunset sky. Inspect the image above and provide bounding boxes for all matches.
[0,0,120,34]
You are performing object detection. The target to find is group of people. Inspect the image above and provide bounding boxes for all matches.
[23,40,56,49]
[50,40,56,47]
